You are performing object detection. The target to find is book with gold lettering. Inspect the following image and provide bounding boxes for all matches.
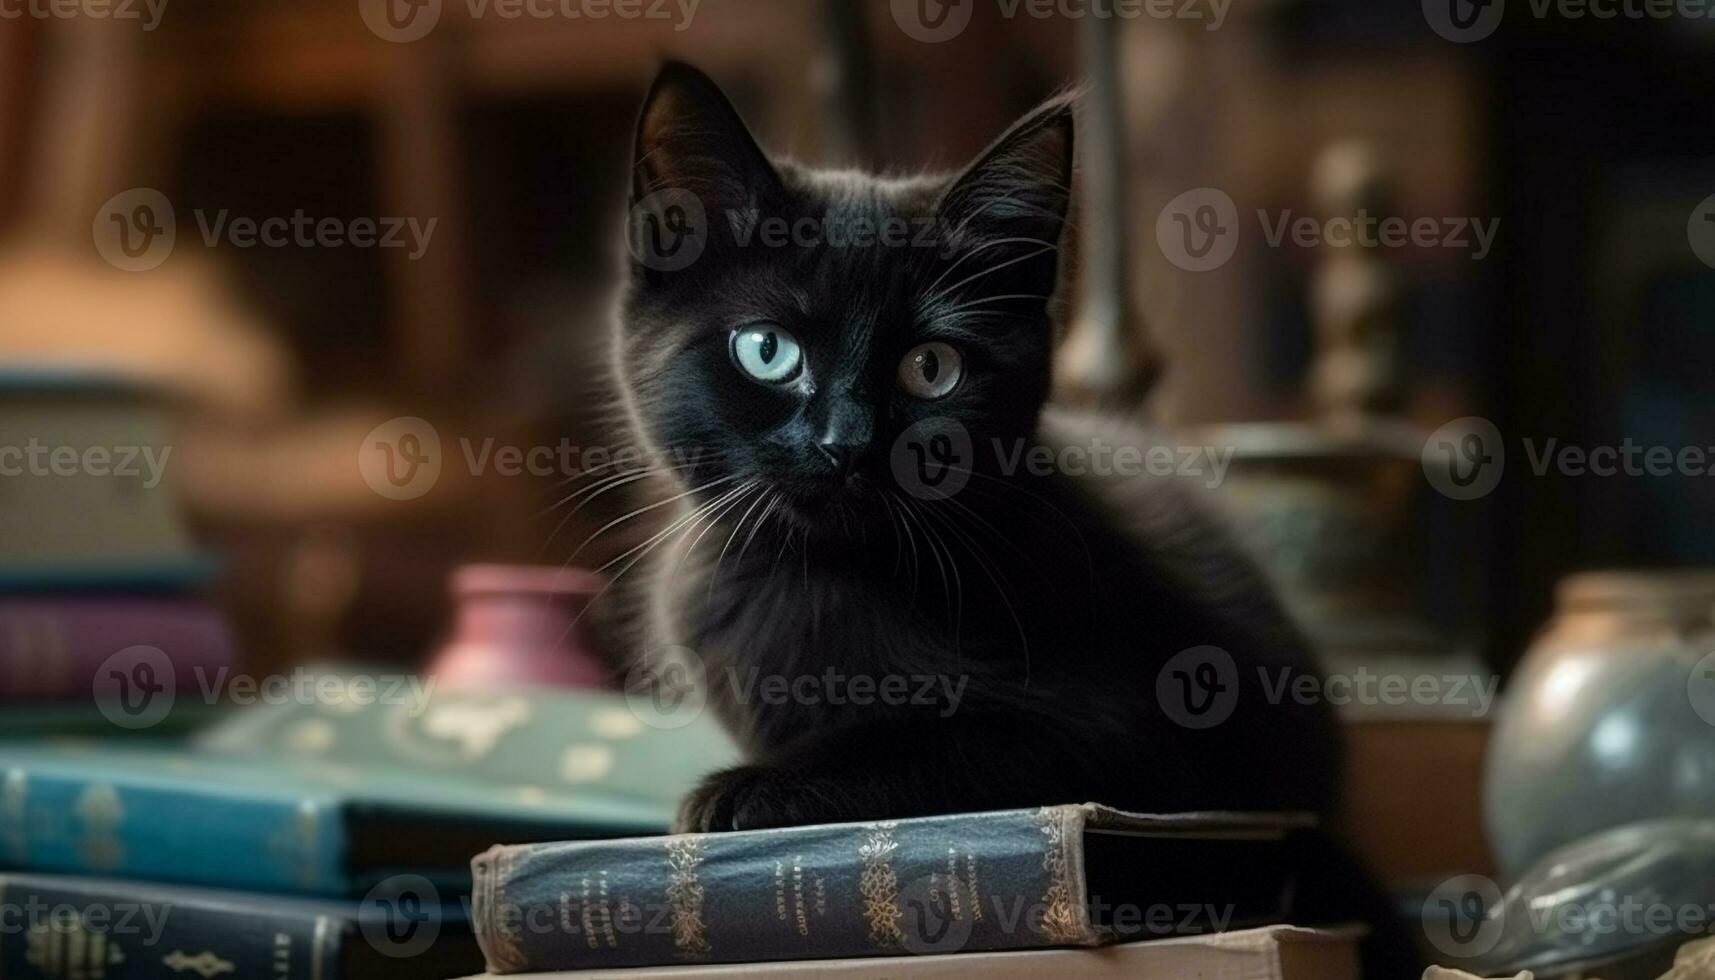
[0,872,484,980]
[469,804,1315,973]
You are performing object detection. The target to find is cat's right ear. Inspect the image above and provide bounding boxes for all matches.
[631,62,782,213]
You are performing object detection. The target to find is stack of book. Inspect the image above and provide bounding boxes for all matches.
[0,678,741,978]
[0,368,232,735]
[452,803,1362,980]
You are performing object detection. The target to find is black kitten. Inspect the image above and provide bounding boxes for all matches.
[614,61,1337,826]
[608,63,1415,974]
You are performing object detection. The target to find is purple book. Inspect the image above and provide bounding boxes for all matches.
[0,597,234,700]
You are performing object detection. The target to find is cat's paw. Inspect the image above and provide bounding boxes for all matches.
[675,765,842,833]
[674,765,774,833]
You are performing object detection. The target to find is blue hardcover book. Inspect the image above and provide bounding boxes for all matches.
[469,804,1315,973]
[0,742,680,897]
[0,873,483,979]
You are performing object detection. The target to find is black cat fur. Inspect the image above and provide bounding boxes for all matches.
[600,62,1419,977]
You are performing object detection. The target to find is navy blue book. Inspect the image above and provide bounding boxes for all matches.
[470,804,1315,973]
[0,873,482,979]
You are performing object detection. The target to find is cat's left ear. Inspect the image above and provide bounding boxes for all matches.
[937,94,1076,255]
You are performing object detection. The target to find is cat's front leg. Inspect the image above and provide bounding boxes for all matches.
[674,713,1118,833]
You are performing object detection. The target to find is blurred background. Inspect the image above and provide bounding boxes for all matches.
[7,0,1713,674]
[5,0,1715,957]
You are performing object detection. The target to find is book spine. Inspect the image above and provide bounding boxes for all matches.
[0,599,233,700]
[471,805,1100,973]
[0,877,345,980]
[0,765,350,895]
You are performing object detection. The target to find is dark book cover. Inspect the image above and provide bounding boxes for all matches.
[0,873,484,979]
[470,803,1315,973]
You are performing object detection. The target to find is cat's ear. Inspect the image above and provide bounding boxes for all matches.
[631,62,782,213]
[937,94,1076,257]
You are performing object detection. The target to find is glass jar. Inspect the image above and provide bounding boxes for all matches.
[1485,570,1715,877]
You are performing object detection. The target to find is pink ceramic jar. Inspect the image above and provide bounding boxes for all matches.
[428,564,610,690]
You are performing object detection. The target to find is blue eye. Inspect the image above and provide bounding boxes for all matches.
[730,325,803,384]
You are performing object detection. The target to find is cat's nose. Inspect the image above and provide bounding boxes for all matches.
[814,440,861,477]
